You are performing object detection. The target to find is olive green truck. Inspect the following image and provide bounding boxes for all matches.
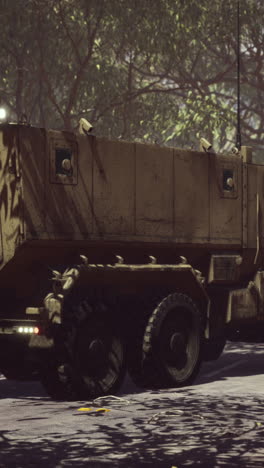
[0,122,263,399]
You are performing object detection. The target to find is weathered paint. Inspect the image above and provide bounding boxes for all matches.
[1,123,264,325]
[0,126,22,269]
[3,125,245,248]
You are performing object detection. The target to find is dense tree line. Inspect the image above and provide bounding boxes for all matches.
[0,0,263,157]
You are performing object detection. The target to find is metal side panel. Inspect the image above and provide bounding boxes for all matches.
[241,159,264,257]
[135,143,174,237]
[209,155,242,245]
[19,126,46,239]
[45,131,93,236]
[247,164,258,250]
[174,149,209,243]
[256,166,264,258]
[93,138,135,235]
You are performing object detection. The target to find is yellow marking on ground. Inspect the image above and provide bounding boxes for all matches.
[77,408,92,411]
[95,408,111,413]
[77,407,111,413]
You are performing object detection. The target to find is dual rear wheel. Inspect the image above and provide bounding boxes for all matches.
[41,295,126,400]
[41,291,203,400]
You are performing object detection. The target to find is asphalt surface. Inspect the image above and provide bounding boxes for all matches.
[1,342,264,467]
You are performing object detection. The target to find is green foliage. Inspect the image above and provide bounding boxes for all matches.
[0,0,264,155]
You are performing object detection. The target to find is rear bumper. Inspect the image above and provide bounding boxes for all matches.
[0,318,54,379]
[0,318,54,351]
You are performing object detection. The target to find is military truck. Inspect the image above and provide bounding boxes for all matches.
[0,121,263,400]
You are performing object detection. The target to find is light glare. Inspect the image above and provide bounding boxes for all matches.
[0,108,7,120]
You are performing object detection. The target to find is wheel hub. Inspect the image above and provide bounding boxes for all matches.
[88,339,106,362]
[170,332,186,355]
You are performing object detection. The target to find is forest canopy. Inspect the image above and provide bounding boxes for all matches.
[0,0,263,157]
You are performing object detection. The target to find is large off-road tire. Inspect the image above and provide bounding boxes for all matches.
[142,293,203,388]
[41,294,126,400]
[127,292,165,388]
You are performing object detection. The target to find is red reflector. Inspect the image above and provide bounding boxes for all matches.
[34,327,39,334]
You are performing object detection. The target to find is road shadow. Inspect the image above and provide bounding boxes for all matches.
[0,376,47,399]
[1,391,264,467]
[1,342,264,467]
[194,341,264,386]
[121,341,264,394]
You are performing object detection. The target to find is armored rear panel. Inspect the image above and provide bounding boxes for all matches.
[0,221,2,264]
[18,125,46,238]
[0,127,3,264]
[247,164,264,256]
[0,125,22,271]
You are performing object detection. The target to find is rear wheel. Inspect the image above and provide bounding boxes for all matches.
[142,293,203,388]
[127,292,165,388]
[73,315,126,398]
[41,295,126,400]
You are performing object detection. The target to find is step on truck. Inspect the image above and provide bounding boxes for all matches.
[0,122,263,399]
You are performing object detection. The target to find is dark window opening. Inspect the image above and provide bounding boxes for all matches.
[223,169,234,191]
[55,148,72,175]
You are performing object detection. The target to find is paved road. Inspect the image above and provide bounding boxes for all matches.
[1,342,264,467]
